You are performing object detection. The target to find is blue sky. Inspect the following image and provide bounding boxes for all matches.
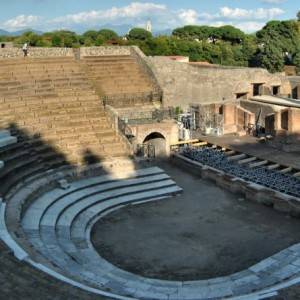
[0,0,298,33]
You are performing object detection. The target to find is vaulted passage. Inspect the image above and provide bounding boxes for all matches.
[143,132,167,157]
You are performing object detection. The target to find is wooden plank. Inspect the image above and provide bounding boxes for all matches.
[170,139,199,146]
[238,157,257,165]
[192,142,208,147]
[267,164,280,170]
[279,167,293,174]
[249,160,268,168]
[228,154,247,161]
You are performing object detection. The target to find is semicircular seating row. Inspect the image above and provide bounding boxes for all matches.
[0,130,17,168]
[1,163,300,300]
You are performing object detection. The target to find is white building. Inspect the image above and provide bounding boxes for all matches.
[146,20,152,33]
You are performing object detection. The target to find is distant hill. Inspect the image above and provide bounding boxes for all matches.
[0,29,43,36]
[0,29,9,36]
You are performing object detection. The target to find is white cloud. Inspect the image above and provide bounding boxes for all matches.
[261,0,286,4]
[0,2,287,33]
[3,15,41,30]
[177,9,199,25]
[51,2,167,25]
[220,7,285,20]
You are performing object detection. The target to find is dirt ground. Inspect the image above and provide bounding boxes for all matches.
[91,159,300,281]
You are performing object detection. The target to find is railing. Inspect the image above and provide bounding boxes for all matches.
[117,117,135,142]
[124,107,176,125]
[102,90,162,107]
[106,105,176,152]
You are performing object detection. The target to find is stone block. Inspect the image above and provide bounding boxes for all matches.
[215,173,234,190]
[273,194,292,213]
[58,179,70,190]
[288,199,300,218]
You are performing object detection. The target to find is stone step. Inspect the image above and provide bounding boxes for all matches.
[21,171,181,296]
[22,167,165,230]
[0,106,104,118]
[0,82,92,91]
[0,56,130,166]
[1,148,30,164]
[83,57,134,63]
[0,136,17,148]
[0,130,11,138]
[43,176,174,228]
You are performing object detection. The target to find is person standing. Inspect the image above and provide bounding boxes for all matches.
[22,43,28,57]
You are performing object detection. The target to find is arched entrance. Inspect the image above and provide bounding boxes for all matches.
[143,132,167,157]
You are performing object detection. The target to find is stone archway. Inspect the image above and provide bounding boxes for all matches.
[143,132,167,157]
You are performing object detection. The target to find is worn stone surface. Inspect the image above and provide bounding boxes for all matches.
[1,161,299,300]
[0,241,107,300]
[80,46,131,57]
[93,160,300,282]
[0,47,73,58]
[146,56,289,108]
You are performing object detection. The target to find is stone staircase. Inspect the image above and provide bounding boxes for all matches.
[81,55,162,108]
[0,57,130,169]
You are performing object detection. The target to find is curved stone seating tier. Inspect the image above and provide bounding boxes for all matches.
[0,130,17,148]
[0,163,298,300]
[0,240,102,300]
[0,129,17,172]
[82,55,160,108]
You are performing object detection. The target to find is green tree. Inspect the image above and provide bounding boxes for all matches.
[83,37,93,46]
[172,25,212,40]
[83,30,98,41]
[256,20,300,72]
[51,34,62,47]
[293,51,300,74]
[297,10,300,21]
[261,43,284,73]
[257,20,299,54]
[95,35,105,46]
[172,25,245,44]
[217,25,245,44]
[128,28,152,40]
[15,31,41,46]
[98,29,118,41]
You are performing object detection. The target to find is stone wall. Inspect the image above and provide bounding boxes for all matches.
[80,46,131,57]
[129,120,178,155]
[130,46,163,99]
[0,47,73,59]
[146,56,290,109]
[240,100,280,128]
[289,77,300,99]
[288,108,300,133]
[172,153,300,218]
